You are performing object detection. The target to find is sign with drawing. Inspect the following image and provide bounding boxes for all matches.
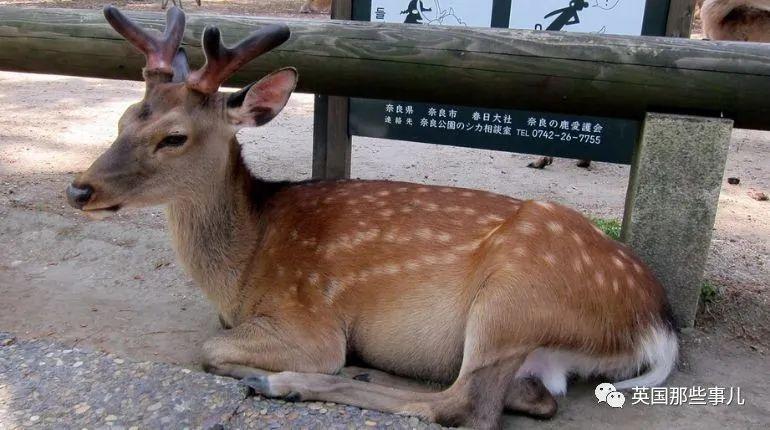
[370,0,495,27]
[349,0,674,164]
[509,0,647,35]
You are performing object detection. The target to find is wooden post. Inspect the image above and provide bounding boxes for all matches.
[665,0,697,38]
[312,0,352,180]
[622,113,732,327]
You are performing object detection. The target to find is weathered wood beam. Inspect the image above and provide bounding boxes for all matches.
[1,7,769,129]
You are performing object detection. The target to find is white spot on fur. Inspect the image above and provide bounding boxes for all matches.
[405,261,420,271]
[517,222,537,235]
[377,190,390,197]
[440,187,454,193]
[416,228,433,240]
[380,209,395,217]
[547,222,564,234]
[308,273,320,286]
[573,258,584,273]
[400,207,413,213]
[513,247,526,257]
[534,201,555,210]
[416,187,430,193]
[581,251,592,265]
[595,271,605,286]
[323,279,346,304]
[396,187,408,193]
[543,253,557,265]
[571,232,584,246]
[612,256,625,269]
[436,232,452,243]
[463,208,477,215]
[461,191,474,197]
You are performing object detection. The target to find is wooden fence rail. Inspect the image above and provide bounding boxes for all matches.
[1,7,770,129]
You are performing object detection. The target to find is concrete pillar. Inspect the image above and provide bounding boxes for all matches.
[622,113,732,327]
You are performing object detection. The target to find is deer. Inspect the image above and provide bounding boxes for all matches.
[66,6,678,429]
[701,0,770,42]
[300,0,332,14]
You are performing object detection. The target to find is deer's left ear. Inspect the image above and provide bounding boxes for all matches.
[227,68,298,128]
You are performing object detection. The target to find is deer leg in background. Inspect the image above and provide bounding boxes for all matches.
[527,156,553,169]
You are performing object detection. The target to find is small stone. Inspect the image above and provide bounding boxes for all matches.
[105,415,117,421]
[73,361,83,368]
[181,368,191,374]
[74,403,90,414]
[319,408,328,414]
[29,416,40,422]
[748,189,768,201]
[365,421,377,426]
[147,402,163,412]
[727,177,740,185]
[113,359,124,364]
[1,337,16,347]
[408,417,421,426]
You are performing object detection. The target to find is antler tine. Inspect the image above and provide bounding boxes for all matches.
[187,24,290,94]
[103,5,186,76]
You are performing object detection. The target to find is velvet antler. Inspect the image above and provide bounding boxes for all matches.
[104,5,186,81]
[186,24,290,94]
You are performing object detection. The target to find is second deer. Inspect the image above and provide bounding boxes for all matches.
[66,6,678,429]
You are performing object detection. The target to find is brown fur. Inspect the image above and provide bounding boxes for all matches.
[702,0,770,42]
[300,0,332,14]
[68,8,676,429]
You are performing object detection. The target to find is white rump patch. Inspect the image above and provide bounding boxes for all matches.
[516,325,678,396]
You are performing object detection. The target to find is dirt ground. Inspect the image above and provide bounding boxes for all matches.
[0,1,768,427]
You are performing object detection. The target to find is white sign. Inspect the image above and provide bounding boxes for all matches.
[509,0,646,36]
[371,0,495,28]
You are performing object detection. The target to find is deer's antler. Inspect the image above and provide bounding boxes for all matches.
[104,5,186,80]
[186,24,290,94]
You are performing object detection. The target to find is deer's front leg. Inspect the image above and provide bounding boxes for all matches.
[201,311,346,378]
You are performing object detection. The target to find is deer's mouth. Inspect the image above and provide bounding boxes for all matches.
[82,204,122,220]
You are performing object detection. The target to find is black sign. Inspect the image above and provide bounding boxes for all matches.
[350,98,638,164]
[349,0,674,164]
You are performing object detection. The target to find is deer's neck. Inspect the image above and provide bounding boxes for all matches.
[166,139,272,322]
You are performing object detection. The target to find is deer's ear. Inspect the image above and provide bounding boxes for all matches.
[227,68,297,128]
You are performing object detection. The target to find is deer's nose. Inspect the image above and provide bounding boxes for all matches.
[66,183,94,209]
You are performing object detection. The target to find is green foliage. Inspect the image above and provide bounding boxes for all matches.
[700,281,719,304]
[591,218,622,241]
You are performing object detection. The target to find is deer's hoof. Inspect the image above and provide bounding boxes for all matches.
[240,375,270,396]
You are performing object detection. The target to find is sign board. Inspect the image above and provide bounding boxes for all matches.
[350,0,673,164]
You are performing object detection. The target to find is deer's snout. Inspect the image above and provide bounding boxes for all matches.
[66,183,94,209]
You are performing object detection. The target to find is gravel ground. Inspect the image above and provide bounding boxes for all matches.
[0,331,443,429]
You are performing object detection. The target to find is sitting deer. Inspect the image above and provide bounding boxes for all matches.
[701,0,770,42]
[66,6,678,429]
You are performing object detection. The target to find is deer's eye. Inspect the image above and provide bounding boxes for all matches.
[156,135,187,150]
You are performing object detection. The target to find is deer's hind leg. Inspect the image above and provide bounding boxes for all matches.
[339,366,556,419]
